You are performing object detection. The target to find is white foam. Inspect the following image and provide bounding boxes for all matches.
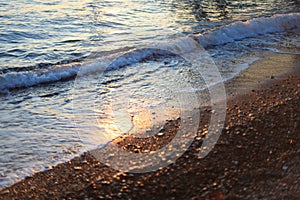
[0,66,79,92]
[196,13,300,47]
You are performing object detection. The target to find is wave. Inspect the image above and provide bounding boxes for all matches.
[0,65,79,93]
[1,13,299,92]
[196,13,300,47]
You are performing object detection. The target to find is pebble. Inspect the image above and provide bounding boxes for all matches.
[101,180,111,185]
[0,189,9,195]
[232,161,239,165]
[157,132,164,137]
[282,165,288,171]
[74,166,82,170]
[195,136,202,141]
[160,127,166,132]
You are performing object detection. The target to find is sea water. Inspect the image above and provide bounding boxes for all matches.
[0,0,299,188]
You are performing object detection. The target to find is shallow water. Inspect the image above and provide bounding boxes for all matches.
[0,0,300,188]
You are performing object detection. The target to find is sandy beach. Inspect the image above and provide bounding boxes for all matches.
[1,52,299,200]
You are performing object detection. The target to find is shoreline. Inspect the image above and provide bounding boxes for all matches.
[1,52,299,199]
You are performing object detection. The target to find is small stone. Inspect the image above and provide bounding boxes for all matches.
[282,165,288,171]
[81,160,88,164]
[157,132,164,137]
[159,127,166,132]
[137,181,144,187]
[74,166,82,170]
[195,136,202,140]
[108,153,115,158]
[233,161,239,165]
[101,180,111,185]
[0,189,9,195]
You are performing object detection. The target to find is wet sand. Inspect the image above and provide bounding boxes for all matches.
[1,52,299,199]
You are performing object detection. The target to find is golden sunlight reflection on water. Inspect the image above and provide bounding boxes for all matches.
[95,94,181,140]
